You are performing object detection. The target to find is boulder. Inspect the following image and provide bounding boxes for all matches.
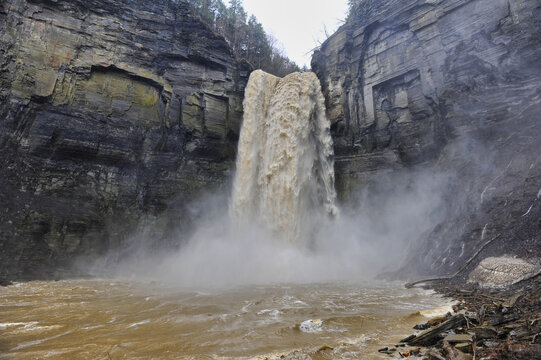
[468,257,540,288]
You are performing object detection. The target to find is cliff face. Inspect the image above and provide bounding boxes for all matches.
[1,0,540,281]
[0,0,249,279]
[313,0,541,275]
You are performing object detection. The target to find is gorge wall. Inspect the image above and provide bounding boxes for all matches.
[313,0,541,276]
[1,0,540,281]
[0,0,249,279]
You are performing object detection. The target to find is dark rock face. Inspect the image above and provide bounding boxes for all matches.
[1,0,539,281]
[313,0,541,275]
[0,0,249,279]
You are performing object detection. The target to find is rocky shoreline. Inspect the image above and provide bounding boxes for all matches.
[378,279,541,360]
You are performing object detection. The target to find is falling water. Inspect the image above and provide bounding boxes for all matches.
[231,70,337,241]
[0,73,455,360]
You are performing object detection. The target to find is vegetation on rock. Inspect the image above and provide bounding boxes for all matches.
[346,0,363,19]
[179,0,302,76]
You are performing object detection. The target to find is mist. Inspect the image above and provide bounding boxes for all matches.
[96,163,450,289]
[94,70,462,289]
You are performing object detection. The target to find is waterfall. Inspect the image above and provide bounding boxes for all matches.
[231,70,337,242]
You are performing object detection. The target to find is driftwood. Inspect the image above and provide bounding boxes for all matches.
[424,349,446,360]
[405,233,503,288]
[406,314,467,346]
[442,341,473,360]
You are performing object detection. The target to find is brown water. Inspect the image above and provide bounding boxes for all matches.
[0,280,451,359]
[231,70,337,241]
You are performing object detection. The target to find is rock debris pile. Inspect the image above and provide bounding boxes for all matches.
[379,282,541,359]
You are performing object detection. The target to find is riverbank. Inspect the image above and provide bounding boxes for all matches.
[379,278,541,359]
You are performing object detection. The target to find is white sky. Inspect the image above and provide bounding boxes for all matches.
[241,0,349,68]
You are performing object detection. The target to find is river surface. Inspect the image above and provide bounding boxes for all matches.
[0,280,452,359]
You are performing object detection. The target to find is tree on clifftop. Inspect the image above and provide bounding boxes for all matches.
[180,0,300,77]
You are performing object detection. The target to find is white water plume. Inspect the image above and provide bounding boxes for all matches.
[111,165,447,288]
[104,70,449,288]
[231,70,337,242]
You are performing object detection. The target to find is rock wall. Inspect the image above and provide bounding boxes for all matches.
[313,0,541,275]
[0,0,250,279]
[1,0,539,281]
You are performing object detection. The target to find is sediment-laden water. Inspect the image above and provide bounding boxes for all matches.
[0,71,451,360]
[0,280,452,359]
[231,70,337,242]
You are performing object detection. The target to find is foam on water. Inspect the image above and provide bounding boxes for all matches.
[1,280,450,359]
[299,319,323,333]
[0,322,38,330]
[419,304,455,318]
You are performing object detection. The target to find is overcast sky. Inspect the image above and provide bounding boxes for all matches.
[241,0,349,68]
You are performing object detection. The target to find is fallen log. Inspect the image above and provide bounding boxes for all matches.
[407,314,467,346]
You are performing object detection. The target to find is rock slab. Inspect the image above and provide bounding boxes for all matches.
[468,257,540,288]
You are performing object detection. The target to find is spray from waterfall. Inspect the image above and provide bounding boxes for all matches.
[230,70,338,242]
[105,70,449,287]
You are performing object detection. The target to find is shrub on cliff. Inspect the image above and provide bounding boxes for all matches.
[178,0,300,77]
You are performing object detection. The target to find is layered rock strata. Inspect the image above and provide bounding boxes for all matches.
[0,0,249,279]
[313,0,541,275]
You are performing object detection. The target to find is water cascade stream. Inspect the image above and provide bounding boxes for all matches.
[0,70,453,360]
[231,70,338,241]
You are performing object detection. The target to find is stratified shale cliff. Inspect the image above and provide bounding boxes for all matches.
[313,0,541,276]
[0,0,249,279]
[1,0,540,282]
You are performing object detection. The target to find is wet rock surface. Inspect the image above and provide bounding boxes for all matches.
[0,0,249,280]
[381,280,541,359]
[312,0,541,275]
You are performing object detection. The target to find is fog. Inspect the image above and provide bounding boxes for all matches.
[87,112,529,289]
[96,163,450,289]
[92,71,463,289]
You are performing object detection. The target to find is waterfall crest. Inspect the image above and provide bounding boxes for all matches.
[231,70,337,242]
